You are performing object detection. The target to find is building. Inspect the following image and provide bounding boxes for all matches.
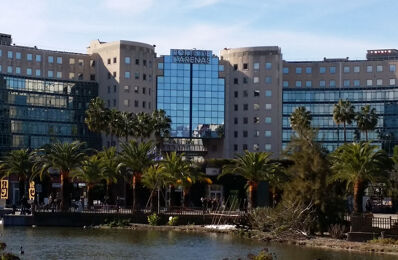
[282,50,398,153]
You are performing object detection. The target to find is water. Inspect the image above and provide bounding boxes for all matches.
[0,227,396,260]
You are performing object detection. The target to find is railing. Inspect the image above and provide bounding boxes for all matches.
[372,217,398,229]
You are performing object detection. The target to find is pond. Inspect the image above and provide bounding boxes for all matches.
[0,227,396,260]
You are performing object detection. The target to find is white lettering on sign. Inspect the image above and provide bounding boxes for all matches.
[171,49,212,64]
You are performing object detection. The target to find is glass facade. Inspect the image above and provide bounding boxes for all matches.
[282,86,398,152]
[0,74,100,153]
[157,49,224,138]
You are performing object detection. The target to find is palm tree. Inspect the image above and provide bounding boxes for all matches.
[119,140,154,210]
[71,154,103,207]
[330,142,392,213]
[151,110,171,148]
[85,97,110,134]
[290,106,312,137]
[0,149,35,202]
[136,112,153,141]
[219,151,280,209]
[333,99,355,143]
[114,111,136,143]
[32,141,87,211]
[98,147,122,204]
[355,105,378,141]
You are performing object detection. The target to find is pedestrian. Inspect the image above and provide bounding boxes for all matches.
[365,198,373,213]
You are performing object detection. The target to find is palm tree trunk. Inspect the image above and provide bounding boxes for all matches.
[18,177,25,202]
[60,171,70,212]
[343,121,347,143]
[183,187,190,208]
[132,175,136,212]
[247,181,257,210]
[366,130,368,142]
[87,184,93,208]
[353,180,363,214]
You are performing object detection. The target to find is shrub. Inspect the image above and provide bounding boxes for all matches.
[247,248,274,260]
[1,253,20,260]
[328,224,345,239]
[148,213,160,226]
[168,216,179,226]
[369,238,398,245]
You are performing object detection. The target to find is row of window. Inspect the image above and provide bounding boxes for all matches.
[233,116,272,124]
[0,65,90,80]
[234,103,272,111]
[283,64,396,74]
[233,90,272,98]
[107,85,151,95]
[0,50,89,66]
[233,76,272,84]
[284,78,397,88]
[108,57,152,67]
[233,143,272,152]
[233,130,272,138]
[232,62,272,71]
[107,99,151,109]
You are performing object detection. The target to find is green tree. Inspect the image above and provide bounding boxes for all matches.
[330,142,392,213]
[333,99,355,143]
[85,97,110,134]
[220,151,280,209]
[98,147,121,204]
[71,154,103,207]
[32,141,87,211]
[0,149,35,201]
[151,110,171,149]
[290,106,312,137]
[119,140,154,210]
[136,112,153,141]
[355,105,378,141]
[114,111,137,143]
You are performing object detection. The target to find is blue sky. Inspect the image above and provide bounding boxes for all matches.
[1,0,397,60]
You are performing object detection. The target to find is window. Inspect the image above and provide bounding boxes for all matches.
[254,131,260,137]
[113,57,117,63]
[107,86,111,94]
[234,104,238,111]
[253,62,259,70]
[243,63,248,70]
[56,72,62,78]
[234,91,238,98]
[329,66,336,74]
[354,66,360,73]
[265,90,272,97]
[233,144,238,151]
[234,78,238,84]
[243,144,248,151]
[283,81,289,87]
[69,73,75,80]
[376,65,383,72]
[343,80,350,87]
[367,79,373,86]
[15,67,20,74]
[78,59,84,66]
[253,77,259,83]
[233,64,238,70]
[90,60,95,67]
[304,67,311,74]
[367,65,372,72]
[57,57,62,64]
[16,52,21,59]
[343,66,350,73]
[377,79,383,86]
[265,104,272,110]
[134,100,139,107]
[253,104,260,110]
[90,74,95,81]
[125,72,130,79]
[254,90,260,97]
[295,81,302,87]
[69,58,75,65]
[234,118,238,124]
[113,72,117,77]
[0,50,2,57]
[282,67,289,74]
[0,65,1,72]
[265,117,272,123]
[234,131,238,138]
[48,56,54,63]
[329,80,336,87]
[242,90,247,97]
[143,60,147,66]
[48,70,54,78]
[254,117,260,124]
[35,69,41,76]
[142,87,146,94]
[7,66,12,73]
[113,99,116,107]
[27,53,32,61]
[265,76,272,84]
[265,144,271,151]
[243,104,248,110]
[319,80,326,87]
[390,78,396,86]
[7,51,12,59]
[243,77,248,84]
[354,79,360,87]
[107,58,111,65]
[253,144,259,151]
[26,68,32,75]
[124,99,129,106]
[295,67,302,74]
[114,85,117,93]
[124,85,129,92]
[319,67,326,74]
[305,81,312,87]
[135,59,139,65]
[390,64,396,72]
[265,130,271,137]
[78,73,83,80]
[143,74,147,80]
[243,131,248,137]
[243,117,248,124]
[219,65,224,71]
[266,62,272,70]
[135,72,139,79]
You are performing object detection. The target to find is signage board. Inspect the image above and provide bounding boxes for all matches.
[171,49,212,64]
[0,180,8,200]
[29,181,35,200]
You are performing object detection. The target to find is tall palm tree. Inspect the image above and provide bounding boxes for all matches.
[32,141,87,211]
[333,99,355,143]
[290,106,312,137]
[119,140,154,210]
[98,147,121,204]
[151,110,171,148]
[114,111,137,143]
[0,149,35,202]
[330,142,392,213]
[71,154,103,207]
[85,97,110,134]
[355,105,378,141]
[136,112,153,141]
[219,151,280,209]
